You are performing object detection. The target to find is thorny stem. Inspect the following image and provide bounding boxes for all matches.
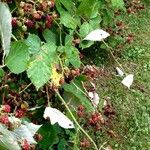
[99,142,107,150]
[0,65,6,68]
[53,19,62,45]
[58,56,65,75]
[19,83,32,94]
[12,34,18,41]
[56,91,99,150]
[46,86,51,107]
[72,82,95,104]
[102,40,126,74]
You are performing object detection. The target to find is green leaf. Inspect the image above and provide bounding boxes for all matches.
[43,29,57,44]
[65,34,74,46]
[60,12,79,30]
[57,139,67,150]
[27,42,57,89]
[65,46,81,68]
[63,79,94,112]
[77,0,100,18]
[79,41,94,49]
[0,125,21,150]
[5,41,30,74]
[26,34,41,54]
[89,15,102,29]
[102,9,114,26]
[0,68,4,82]
[56,0,76,14]
[0,2,12,57]
[79,22,90,38]
[111,0,125,10]
[38,123,58,149]
[79,16,102,38]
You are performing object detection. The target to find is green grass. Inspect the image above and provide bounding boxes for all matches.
[89,2,150,150]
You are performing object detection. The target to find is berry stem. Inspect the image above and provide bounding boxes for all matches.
[102,40,127,75]
[19,83,32,94]
[56,91,99,150]
[12,34,18,41]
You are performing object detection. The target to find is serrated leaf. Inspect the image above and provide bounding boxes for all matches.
[26,34,41,54]
[56,0,76,14]
[65,34,74,46]
[27,43,57,89]
[102,9,114,26]
[79,41,94,49]
[89,15,102,29]
[65,46,81,68]
[60,12,79,30]
[77,0,100,18]
[63,79,94,112]
[79,22,90,38]
[43,29,57,44]
[38,123,58,149]
[0,2,12,57]
[111,0,125,10]
[79,16,102,39]
[0,125,21,150]
[5,41,30,74]
[58,139,67,150]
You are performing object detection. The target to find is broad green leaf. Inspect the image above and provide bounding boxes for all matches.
[57,139,67,150]
[63,79,94,112]
[0,125,21,150]
[26,34,41,54]
[65,34,74,46]
[65,46,81,68]
[5,41,30,74]
[89,15,102,29]
[0,2,12,57]
[60,12,79,30]
[77,0,100,18]
[102,9,114,26]
[27,42,57,89]
[38,123,58,149]
[79,22,90,38]
[111,0,125,10]
[56,0,76,14]
[79,41,94,49]
[79,16,102,38]
[43,29,57,44]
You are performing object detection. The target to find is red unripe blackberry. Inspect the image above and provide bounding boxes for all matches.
[15,109,26,118]
[77,111,84,117]
[0,115,9,124]
[22,139,30,150]
[2,105,11,113]
[33,12,42,20]
[34,133,43,141]
[48,1,55,8]
[77,105,84,111]
[25,19,34,28]
[11,17,17,27]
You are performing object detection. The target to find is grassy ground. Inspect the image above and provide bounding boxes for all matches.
[89,2,150,150]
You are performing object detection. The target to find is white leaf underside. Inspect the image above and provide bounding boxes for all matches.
[121,74,134,89]
[83,29,110,41]
[0,2,12,56]
[116,67,124,76]
[43,107,74,129]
